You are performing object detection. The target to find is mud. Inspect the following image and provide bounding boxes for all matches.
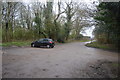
[2,42,119,78]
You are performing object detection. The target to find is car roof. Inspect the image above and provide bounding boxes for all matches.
[43,38,49,40]
[39,38,53,40]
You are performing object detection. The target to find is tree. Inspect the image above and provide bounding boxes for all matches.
[53,1,65,41]
[32,2,47,38]
[1,1,96,43]
[2,2,19,42]
[44,2,55,39]
[94,2,120,49]
[64,1,76,40]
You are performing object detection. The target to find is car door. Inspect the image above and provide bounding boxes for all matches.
[43,39,49,46]
[34,41,39,47]
[38,39,44,47]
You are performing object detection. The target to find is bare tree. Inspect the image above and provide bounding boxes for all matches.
[53,1,65,40]
[64,1,77,40]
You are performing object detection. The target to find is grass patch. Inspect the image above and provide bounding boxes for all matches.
[66,39,90,43]
[85,41,117,51]
[0,39,91,47]
[80,39,91,42]
[0,41,31,47]
[111,63,119,67]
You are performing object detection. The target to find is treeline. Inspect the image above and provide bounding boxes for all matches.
[1,1,92,43]
[94,2,120,49]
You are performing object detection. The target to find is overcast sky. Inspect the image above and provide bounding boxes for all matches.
[4,0,98,3]
[3,0,120,2]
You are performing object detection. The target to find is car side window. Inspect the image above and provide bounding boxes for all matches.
[43,39,48,41]
[49,39,53,41]
[38,39,43,42]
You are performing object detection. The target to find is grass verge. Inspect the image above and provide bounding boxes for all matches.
[85,41,118,51]
[0,39,90,47]
[0,41,31,47]
[66,39,90,43]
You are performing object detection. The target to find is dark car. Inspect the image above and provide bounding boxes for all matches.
[31,38,55,48]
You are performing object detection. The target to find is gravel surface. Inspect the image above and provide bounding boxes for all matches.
[2,42,119,78]
[0,49,2,79]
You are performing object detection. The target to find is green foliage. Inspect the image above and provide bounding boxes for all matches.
[85,42,117,51]
[13,27,25,40]
[2,26,40,42]
[69,30,83,40]
[44,19,55,39]
[2,29,13,42]
[11,27,35,41]
[34,13,46,38]
[0,41,31,47]
[64,23,71,40]
[0,28,2,42]
[1,2,86,43]
[75,34,83,40]
[44,2,57,39]
[57,26,66,43]
[94,2,120,49]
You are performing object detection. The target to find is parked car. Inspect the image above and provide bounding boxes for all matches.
[31,38,55,48]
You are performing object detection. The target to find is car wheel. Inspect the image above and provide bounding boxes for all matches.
[47,45,50,48]
[51,46,54,48]
[31,44,35,47]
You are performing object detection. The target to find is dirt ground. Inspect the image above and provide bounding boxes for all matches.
[2,42,119,78]
[0,47,2,79]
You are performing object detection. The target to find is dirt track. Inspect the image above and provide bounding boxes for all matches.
[2,42,119,78]
[0,48,2,79]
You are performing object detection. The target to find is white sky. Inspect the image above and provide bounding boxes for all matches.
[4,0,120,2]
[80,26,95,38]
[5,0,98,3]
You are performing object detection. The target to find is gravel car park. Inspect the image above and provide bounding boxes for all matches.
[2,42,119,78]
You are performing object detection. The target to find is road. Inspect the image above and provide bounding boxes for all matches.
[2,42,119,78]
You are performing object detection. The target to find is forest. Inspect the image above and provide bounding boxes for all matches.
[94,2,120,50]
[1,1,95,43]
